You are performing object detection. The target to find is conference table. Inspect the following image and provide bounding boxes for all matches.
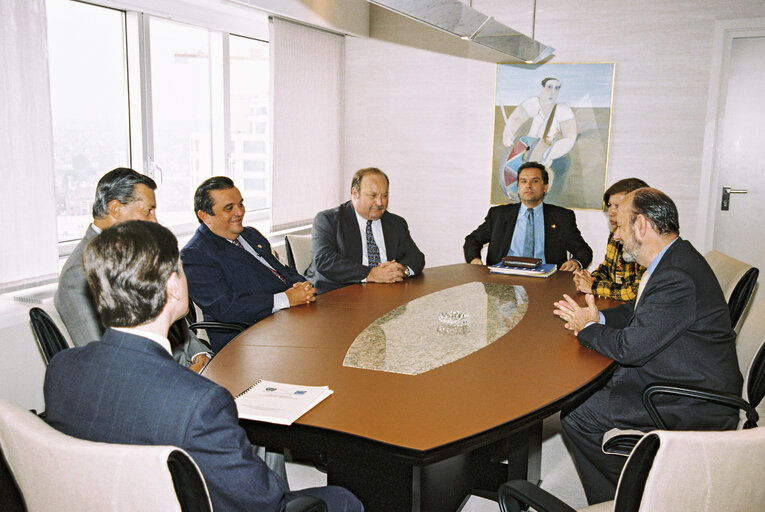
[203,263,616,511]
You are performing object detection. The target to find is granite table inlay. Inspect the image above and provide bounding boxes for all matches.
[343,282,528,375]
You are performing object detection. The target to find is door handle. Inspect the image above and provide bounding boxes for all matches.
[721,186,748,211]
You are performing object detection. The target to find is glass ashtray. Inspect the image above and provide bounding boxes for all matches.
[437,310,471,327]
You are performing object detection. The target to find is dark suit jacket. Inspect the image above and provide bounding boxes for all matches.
[578,238,742,430]
[181,225,304,352]
[54,225,209,365]
[44,329,287,512]
[304,201,425,294]
[463,202,593,268]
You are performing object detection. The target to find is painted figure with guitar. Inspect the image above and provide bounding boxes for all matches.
[499,77,577,199]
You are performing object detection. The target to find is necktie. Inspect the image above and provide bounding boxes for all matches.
[523,209,535,258]
[230,237,287,285]
[366,220,381,267]
[634,270,651,307]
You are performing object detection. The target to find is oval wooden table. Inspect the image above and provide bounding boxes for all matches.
[203,263,616,512]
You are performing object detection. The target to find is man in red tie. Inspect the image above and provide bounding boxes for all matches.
[181,177,315,353]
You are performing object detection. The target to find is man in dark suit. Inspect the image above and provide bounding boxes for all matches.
[181,177,316,353]
[55,168,211,371]
[44,220,362,512]
[553,188,742,505]
[305,167,425,294]
[463,162,592,270]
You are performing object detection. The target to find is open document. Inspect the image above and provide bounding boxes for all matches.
[235,380,333,425]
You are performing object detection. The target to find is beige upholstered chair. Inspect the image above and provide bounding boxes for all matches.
[285,234,313,275]
[500,427,765,512]
[0,399,212,512]
[704,249,759,329]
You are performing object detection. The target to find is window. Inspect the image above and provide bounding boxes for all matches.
[45,0,270,243]
[46,0,130,242]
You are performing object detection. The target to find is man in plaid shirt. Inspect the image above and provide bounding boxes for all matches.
[573,178,648,300]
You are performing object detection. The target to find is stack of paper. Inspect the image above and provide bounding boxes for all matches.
[235,380,333,425]
[488,262,558,278]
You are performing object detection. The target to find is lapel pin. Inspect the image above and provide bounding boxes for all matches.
[257,244,263,249]
[551,224,557,229]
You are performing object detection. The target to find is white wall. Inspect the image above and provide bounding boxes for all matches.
[343,0,765,268]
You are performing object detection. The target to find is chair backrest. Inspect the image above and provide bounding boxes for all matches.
[29,307,70,365]
[285,234,313,275]
[734,298,765,425]
[0,399,212,512]
[704,250,759,329]
[613,427,765,512]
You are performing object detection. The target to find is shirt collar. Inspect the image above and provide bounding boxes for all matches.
[112,327,173,356]
[354,209,381,231]
[91,223,102,234]
[646,236,679,274]
[519,202,544,215]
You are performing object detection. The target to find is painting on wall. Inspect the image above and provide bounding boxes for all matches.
[492,63,615,210]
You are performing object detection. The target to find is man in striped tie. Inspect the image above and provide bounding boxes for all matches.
[306,168,425,294]
[552,188,740,506]
[181,177,315,353]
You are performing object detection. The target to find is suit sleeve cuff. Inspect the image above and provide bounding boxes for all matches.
[272,292,289,312]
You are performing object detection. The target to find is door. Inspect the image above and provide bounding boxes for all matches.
[709,31,765,308]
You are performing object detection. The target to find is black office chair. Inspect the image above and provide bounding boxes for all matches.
[184,298,245,352]
[29,307,69,365]
[500,428,765,512]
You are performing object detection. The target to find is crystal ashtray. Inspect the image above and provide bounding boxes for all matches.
[437,310,471,327]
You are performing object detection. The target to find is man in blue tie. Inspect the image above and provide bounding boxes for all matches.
[305,168,425,294]
[463,161,592,270]
[181,177,316,353]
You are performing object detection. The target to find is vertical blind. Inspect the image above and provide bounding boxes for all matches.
[269,17,344,231]
[0,0,59,292]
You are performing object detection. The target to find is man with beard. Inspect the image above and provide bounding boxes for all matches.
[553,187,741,505]
[464,161,592,270]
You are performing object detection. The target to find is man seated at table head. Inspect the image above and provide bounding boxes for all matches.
[44,220,363,512]
[552,188,741,505]
[304,167,425,294]
[54,167,211,370]
[181,177,315,352]
[463,161,592,271]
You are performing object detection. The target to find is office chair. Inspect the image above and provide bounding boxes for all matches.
[184,298,245,352]
[0,399,327,512]
[704,250,759,329]
[603,296,765,456]
[28,307,70,365]
[0,398,212,512]
[284,234,313,275]
[500,427,765,512]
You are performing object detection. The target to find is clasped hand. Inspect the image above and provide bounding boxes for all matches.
[367,260,406,283]
[285,281,317,306]
[553,293,599,335]
[572,269,595,294]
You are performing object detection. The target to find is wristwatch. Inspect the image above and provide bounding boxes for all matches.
[404,267,412,278]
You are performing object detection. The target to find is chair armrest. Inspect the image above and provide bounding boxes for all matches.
[188,321,246,334]
[601,428,646,456]
[285,495,328,512]
[642,383,759,429]
[499,480,576,512]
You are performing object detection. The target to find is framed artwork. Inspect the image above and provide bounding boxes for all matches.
[491,63,615,210]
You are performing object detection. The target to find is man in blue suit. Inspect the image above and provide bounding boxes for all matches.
[181,177,316,352]
[44,220,362,512]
